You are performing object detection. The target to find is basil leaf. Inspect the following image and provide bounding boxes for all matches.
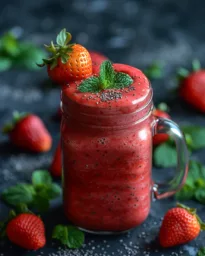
[0,57,12,71]
[182,126,205,150]
[1,184,35,206]
[154,143,177,168]
[175,184,194,201]
[32,170,52,186]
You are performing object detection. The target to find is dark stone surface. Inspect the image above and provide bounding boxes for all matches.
[1,0,205,255]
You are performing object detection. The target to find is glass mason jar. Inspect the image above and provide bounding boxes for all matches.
[61,64,189,234]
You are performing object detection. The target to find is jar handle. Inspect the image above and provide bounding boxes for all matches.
[152,117,189,199]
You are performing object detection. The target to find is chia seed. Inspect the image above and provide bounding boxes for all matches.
[100,91,122,102]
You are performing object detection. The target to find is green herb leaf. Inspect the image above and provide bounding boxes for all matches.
[0,57,12,71]
[78,77,100,93]
[114,72,133,89]
[195,188,205,204]
[144,61,164,80]
[197,247,205,256]
[52,225,84,249]
[182,126,205,150]
[46,184,62,199]
[154,143,177,168]
[15,43,46,70]
[157,102,170,112]
[56,29,71,47]
[192,59,201,72]
[99,60,115,89]
[32,170,52,186]
[33,194,50,213]
[177,67,189,81]
[2,184,35,206]
[0,33,20,57]
[67,225,85,249]
[175,184,194,201]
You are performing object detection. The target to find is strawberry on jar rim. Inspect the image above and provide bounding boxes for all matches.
[2,111,52,152]
[178,59,205,113]
[38,29,92,85]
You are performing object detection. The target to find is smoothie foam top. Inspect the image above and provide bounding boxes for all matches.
[62,63,152,115]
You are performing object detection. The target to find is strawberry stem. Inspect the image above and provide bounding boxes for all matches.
[192,59,201,72]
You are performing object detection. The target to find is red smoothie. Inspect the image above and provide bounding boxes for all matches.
[61,64,153,232]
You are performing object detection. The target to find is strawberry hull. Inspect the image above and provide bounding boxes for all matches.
[61,64,153,232]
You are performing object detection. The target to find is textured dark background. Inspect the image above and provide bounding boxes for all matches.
[0,0,205,255]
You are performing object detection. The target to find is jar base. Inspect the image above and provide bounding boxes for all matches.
[77,226,133,235]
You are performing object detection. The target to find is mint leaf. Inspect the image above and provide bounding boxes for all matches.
[67,225,85,249]
[46,184,62,199]
[175,184,194,201]
[32,170,52,186]
[52,225,84,249]
[114,72,133,89]
[197,247,205,256]
[192,59,201,72]
[177,68,189,80]
[15,43,46,70]
[1,33,20,57]
[99,60,115,89]
[78,77,100,93]
[53,225,68,246]
[195,188,205,204]
[144,61,164,80]
[0,57,12,71]
[2,184,35,206]
[182,126,205,150]
[154,143,177,168]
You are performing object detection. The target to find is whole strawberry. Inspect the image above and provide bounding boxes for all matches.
[153,103,171,146]
[39,29,92,85]
[178,60,205,113]
[50,142,62,177]
[6,213,46,250]
[3,111,52,152]
[159,204,205,247]
[89,51,108,65]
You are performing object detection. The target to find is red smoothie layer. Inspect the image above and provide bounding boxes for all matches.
[61,64,153,231]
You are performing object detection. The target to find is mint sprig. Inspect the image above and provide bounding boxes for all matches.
[144,61,164,80]
[1,170,62,213]
[78,60,133,93]
[0,32,46,72]
[197,247,205,256]
[52,225,84,249]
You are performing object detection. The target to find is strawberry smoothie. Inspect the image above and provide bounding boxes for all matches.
[61,64,153,232]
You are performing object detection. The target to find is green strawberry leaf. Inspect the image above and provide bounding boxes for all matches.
[78,77,100,93]
[56,28,72,47]
[52,225,84,249]
[153,143,177,168]
[144,61,164,80]
[1,184,35,206]
[32,170,52,186]
[198,248,205,256]
[99,60,115,89]
[175,184,194,201]
[114,72,133,89]
[182,126,205,150]
[0,57,12,71]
